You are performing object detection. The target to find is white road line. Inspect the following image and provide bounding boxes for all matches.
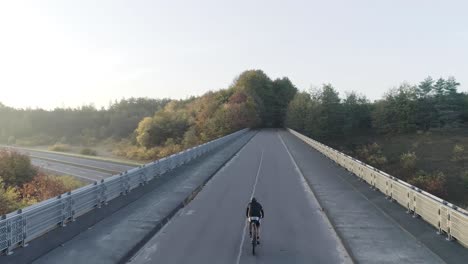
[235,149,264,264]
[278,132,353,264]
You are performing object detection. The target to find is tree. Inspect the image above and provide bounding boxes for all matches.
[317,84,344,140]
[271,78,297,127]
[342,92,372,137]
[285,92,312,132]
[0,178,23,215]
[409,172,447,198]
[20,174,73,202]
[136,109,189,148]
[0,150,36,187]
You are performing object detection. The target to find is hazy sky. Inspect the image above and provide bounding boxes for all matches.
[1,0,467,109]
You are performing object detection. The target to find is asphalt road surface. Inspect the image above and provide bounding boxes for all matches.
[31,158,113,182]
[17,148,135,172]
[129,130,351,264]
[2,146,136,182]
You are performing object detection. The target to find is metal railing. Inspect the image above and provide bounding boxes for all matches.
[0,128,248,255]
[288,128,468,248]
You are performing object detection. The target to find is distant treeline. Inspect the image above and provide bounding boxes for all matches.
[286,77,468,141]
[1,71,468,207]
[286,77,468,206]
[0,70,297,159]
[0,98,170,145]
[116,70,297,159]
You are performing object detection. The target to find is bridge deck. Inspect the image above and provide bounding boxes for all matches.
[129,130,350,264]
[10,130,466,264]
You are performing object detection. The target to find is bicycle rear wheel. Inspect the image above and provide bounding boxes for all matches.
[251,223,257,255]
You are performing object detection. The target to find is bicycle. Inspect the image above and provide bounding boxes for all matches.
[249,217,260,255]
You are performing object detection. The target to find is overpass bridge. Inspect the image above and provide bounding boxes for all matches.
[1,129,467,264]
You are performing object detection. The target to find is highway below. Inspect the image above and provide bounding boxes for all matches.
[129,130,351,264]
[31,158,114,182]
[2,146,136,182]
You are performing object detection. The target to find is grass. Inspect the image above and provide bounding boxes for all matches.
[80,148,97,156]
[48,143,72,152]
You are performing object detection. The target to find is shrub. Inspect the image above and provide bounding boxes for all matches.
[55,175,85,190]
[48,143,71,152]
[452,144,465,161]
[21,174,84,202]
[0,150,36,187]
[80,148,97,156]
[0,178,22,215]
[356,143,388,168]
[409,171,447,198]
[400,152,417,170]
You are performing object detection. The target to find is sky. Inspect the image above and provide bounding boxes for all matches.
[1,0,467,109]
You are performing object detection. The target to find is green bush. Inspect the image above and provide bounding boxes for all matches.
[409,171,447,198]
[55,175,85,190]
[453,144,465,161]
[400,152,417,170]
[80,148,97,156]
[356,143,388,168]
[48,143,71,152]
[0,150,37,187]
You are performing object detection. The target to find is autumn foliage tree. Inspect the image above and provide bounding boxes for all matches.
[409,172,448,198]
[0,150,36,186]
[20,174,81,202]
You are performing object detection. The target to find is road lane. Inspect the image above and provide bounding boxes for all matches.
[129,130,350,264]
[6,147,135,173]
[31,158,111,182]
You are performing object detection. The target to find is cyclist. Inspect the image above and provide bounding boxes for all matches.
[246,197,264,244]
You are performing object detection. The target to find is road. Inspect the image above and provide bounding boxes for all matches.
[2,146,136,182]
[31,158,113,182]
[17,148,135,172]
[129,130,351,264]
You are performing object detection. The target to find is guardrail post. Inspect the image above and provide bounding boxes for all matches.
[388,179,395,202]
[139,168,148,185]
[412,188,420,218]
[100,179,108,206]
[447,207,454,241]
[2,215,13,256]
[57,195,67,227]
[68,192,76,222]
[121,172,130,195]
[437,205,443,235]
[18,210,27,248]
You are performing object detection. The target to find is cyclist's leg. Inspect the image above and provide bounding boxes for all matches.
[248,219,252,237]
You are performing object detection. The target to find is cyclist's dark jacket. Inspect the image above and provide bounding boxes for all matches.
[246,201,264,218]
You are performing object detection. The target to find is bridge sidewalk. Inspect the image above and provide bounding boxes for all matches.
[281,130,468,264]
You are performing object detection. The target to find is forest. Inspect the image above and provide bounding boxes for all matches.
[0,70,297,214]
[286,77,468,206]
[1,71,467,214]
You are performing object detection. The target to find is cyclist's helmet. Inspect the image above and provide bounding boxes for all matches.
[251,197,257,203]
